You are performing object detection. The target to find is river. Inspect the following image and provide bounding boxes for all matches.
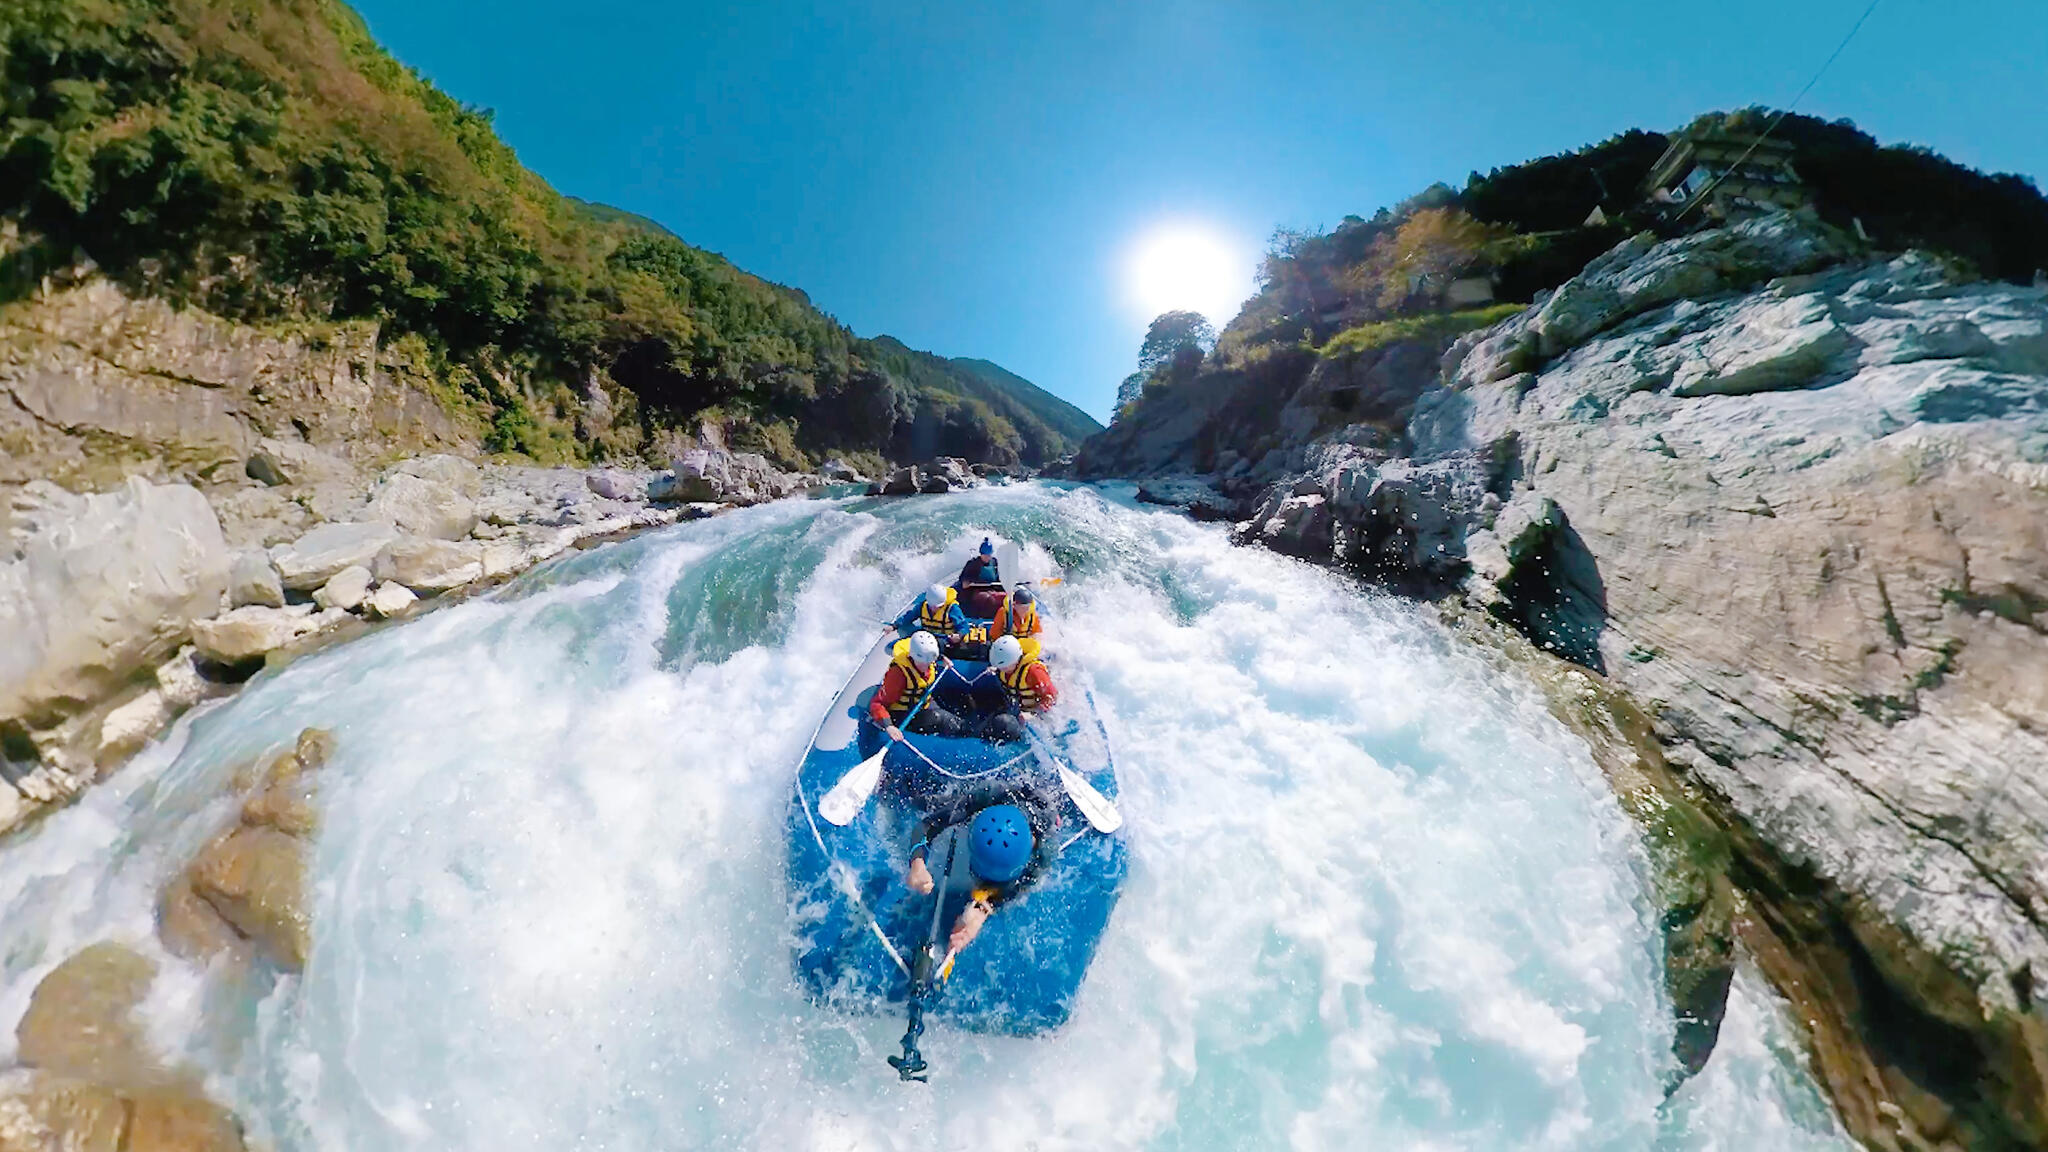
[0,482,1852,1149]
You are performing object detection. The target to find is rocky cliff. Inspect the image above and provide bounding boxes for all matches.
[1079,212,2048,1151]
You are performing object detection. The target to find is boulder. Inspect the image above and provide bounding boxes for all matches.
[96,689,169,766]
[819,458,868,483]
[157,873,245,963]
[189,605,320,666]
[15,942,158,1087]
[392,453,482,496]
[372,537,482,592]
[0,478,230,729]
[186,826,310,970]
[312,565,372,612]
[584,470,644,501]
[366,472,475,540]
[881,466,922,495]
[226,552,284,609]
[0,780,23,838]
[0,1072,129,1152]
[647,471,719,503]
[919,472,952,494]
[239,438,353,490]
[268,521,396,591]
[366,582,417,619]
[480,542,525,580]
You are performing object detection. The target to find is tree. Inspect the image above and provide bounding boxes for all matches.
[1137,310,1216,375]
[1114,371,1147,418]
[1370,208,1514,310]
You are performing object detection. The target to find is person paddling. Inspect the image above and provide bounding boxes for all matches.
[956,537,1000,589]
[867,630,966,739]
[980,633,1058,743]
[905,785,1062,954]
[893,582,967,642]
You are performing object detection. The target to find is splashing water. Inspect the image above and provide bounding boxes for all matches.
[0,483,1850,1150]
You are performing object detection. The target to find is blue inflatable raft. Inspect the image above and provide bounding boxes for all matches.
[784,575,1128,1044]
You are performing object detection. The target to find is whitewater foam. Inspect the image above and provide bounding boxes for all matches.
[0,483,1848,1149]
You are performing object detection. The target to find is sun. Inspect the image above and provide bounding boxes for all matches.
[1123,223,1249,327]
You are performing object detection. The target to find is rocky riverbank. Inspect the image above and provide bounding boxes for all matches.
[1079,211,2048,1151]
[0,434,949,842]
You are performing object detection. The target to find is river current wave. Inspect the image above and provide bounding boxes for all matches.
[0,482,1848,1149]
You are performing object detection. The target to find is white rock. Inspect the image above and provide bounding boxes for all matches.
[190,604,319,665]
[369,473,476,540]
[586,470,645,501]
[373,537,483,592]
[97,688,169,763]
[0,477,230,728]
[228,551,285,608]
[0,779,22,836]
[153,647,209,709]
[270,521,396,591]
[367,582,418,619]
[313,565,373,611]
[480,542,526,580]
[394,454,483,496]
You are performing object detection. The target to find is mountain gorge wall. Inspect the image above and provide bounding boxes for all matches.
[1078,213,2048,1151]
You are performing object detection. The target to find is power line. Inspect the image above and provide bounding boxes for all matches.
[1674,0,1884,222]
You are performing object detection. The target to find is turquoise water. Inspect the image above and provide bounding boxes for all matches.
[0,483,1849,1149]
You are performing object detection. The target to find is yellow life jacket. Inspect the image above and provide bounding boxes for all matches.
[997,640,1048,713]
[996,598,1039,637]
[917,588,958,632]
[887,639,938,718]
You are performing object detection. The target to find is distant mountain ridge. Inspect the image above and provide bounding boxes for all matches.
[0,0,1085,470]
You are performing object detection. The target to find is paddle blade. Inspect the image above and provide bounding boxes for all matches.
[819,748,887,826]
[1058,765,1123,834]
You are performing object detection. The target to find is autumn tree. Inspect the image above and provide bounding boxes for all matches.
[1371,208,1516,310]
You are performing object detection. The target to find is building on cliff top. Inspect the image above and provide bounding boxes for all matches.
[1644,127,1810,220]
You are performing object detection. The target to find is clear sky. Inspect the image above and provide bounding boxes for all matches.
[347,0,2047,422]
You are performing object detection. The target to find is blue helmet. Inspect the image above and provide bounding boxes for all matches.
[968,805,1032,883]
[979,537,995,556]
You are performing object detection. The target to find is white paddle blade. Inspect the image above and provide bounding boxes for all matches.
[819,748,888,826]
[1059,765,1123,834]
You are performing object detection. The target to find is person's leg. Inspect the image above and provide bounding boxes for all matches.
[908,705,967,738]
[980,713,1025,744]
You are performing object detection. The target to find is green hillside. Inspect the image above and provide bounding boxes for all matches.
[949,357,1103,446]
[0,0,1070,468]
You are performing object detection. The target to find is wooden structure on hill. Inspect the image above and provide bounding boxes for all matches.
[1645,127,1810,219]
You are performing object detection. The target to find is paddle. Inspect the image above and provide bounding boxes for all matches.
[818,656,950,827]
[1024,722,1123,834]
[890,828,961,1082]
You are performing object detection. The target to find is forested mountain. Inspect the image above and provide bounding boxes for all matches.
[0,0,1095,468]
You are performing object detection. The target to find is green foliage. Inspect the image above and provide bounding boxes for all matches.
[1319,304,1527,359]
[1137,310,1215,374]
[0,0,1085,467]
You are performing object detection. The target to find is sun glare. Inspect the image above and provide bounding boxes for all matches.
[1124,223,1249,327]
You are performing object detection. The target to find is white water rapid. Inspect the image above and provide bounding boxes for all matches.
[0,483,1851,1150]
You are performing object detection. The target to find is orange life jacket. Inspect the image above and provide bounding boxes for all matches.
[997,641,1049,713]
[887,639,938,717]
[994,597,1039,637]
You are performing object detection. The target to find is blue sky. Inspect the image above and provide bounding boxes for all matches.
[349,0,2047,422]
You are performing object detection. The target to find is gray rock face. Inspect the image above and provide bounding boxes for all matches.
[227,552,285,609]
[268,521,397,591]
[819,458,868,483]
[0,478,230,728]
[1074,213,2048,1145]
[881,465,921,495]
[584,470,644,501]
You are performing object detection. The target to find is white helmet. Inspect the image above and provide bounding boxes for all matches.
[925,583,950,609]
[908,630,940,666]
[989,634,1023,671]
